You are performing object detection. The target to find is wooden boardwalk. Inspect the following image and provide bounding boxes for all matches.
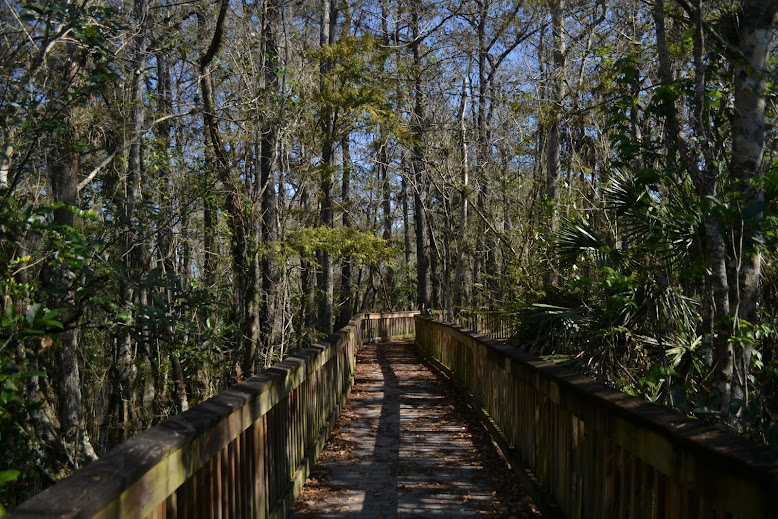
[292,339,540,518]
[12,313,778,518]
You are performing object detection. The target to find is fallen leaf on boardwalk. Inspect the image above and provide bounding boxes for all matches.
[292,340,538,518]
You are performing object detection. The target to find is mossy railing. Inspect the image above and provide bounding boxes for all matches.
[416,316,778,519]
[10,312,418,519]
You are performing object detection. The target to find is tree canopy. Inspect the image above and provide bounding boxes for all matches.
[0,0,776,510]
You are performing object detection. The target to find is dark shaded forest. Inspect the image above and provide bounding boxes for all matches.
[1,0,776,511]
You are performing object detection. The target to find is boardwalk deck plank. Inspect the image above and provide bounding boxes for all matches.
[292,339,539,518]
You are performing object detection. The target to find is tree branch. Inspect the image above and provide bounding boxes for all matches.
[77,112,193,192]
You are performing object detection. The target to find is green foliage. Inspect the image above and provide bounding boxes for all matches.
[555,218,623,269]
[2,304,64,348]
[510,33,778,442]
[286,226,397,266]
[0,194,61,510]
[0,189,239,505]
[633,364,677,402]
[2,0,120,148]
[519,73,707,395]
[388,263,418,312]
[310,34,408,139]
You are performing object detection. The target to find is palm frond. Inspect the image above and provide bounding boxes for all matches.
[517,303,589,355]
[652,187,703,272]
[604,170,659,242]
[604,169,703,274]
[555,218,623,269]
[641,281,699,334]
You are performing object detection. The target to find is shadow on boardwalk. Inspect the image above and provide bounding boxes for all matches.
[292,339,539,518]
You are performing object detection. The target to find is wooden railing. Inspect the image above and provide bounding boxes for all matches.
[457,309,513,340]
[415,316,778,519]
[10,312,418,519]
[360,311,418,343]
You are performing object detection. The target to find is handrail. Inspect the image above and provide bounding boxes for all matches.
[415,316,778,519]
[10,311,419,519]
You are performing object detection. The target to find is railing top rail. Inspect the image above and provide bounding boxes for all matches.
[362,311,420,319]
[11,335,347,518]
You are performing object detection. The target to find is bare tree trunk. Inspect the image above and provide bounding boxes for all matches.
[258,135,278,368]
[428,211,440,310]
[193,7,219,293]
[546,0,565,238]
[401,163,411,271]
[154,37,188,414]
[257,0,280,369]
[337,5,354,324]
[51,150,96,467]
[202,193,216,288]
[379,135,394,308]
[300,185,317,343]
[0,135,11,190]
[443,219,453,321]
[128,0,155,432]
[730,0,775,321]
[170,354,188,413]
[377,4,395,310]
[454,77,469,317]
[317,0,337,333]
[198,0,255,380]
[475,5,499,302]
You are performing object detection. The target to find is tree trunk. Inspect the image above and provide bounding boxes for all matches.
[317,0,337,334]
[51,150,96,467]
[338,134,353,329]
[379,3,395,310]
[475,5,498,301]
[45,39,96,467]
[653,0,776,418]
[727,0,776,413]
[300,185,317,343]
[198,0,254,380]
[379,134,394,308]
[428,210,440,310]
[402,161,412,271]
[546,0,565,239]
[258,0,280,369]
[410,0,431,310]
[153,36,189,413]
[654,0,732,407]
[111,0,150,442]
[128,0,155,433]
[730,0,775,322]
[454,77,469,317]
